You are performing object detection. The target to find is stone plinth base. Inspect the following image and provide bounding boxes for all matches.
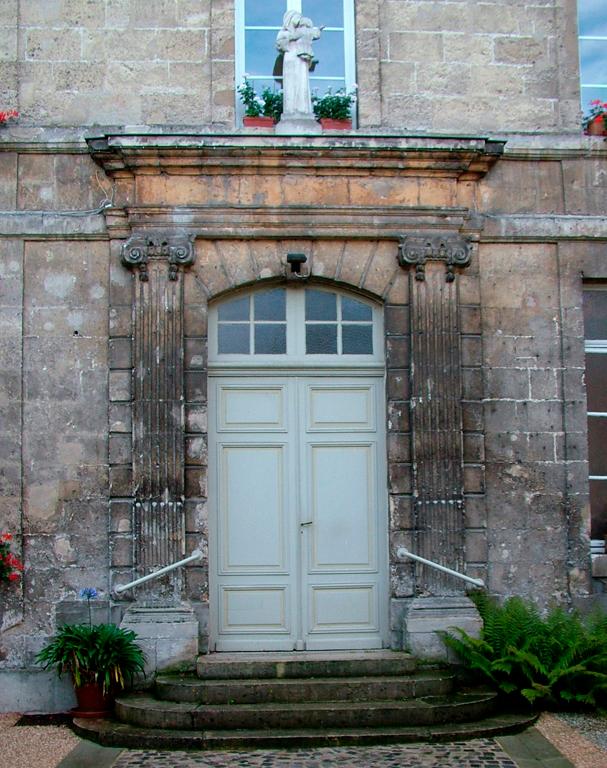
[275,115,322,134]
[120,606,199,677]
[402,596,482,662]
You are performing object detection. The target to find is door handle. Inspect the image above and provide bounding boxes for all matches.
[300,521,313,527]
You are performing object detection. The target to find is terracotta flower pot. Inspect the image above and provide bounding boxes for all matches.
[586,116,607,136]
[72,682,114,718]
[319,118,352,130]
[243,116,276,128]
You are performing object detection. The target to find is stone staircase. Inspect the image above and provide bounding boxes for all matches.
[74,651,536,749]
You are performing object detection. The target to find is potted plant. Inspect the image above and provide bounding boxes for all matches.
[0,532,23,584]
[583,99,607,136]
[0,110,18,126]
[36,588,146,717]
[312,86,357,130]
[237,79,283,127]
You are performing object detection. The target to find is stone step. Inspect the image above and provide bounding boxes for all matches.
[74,711,538,751]
[115,691,497,731]
[155,670,455,704]
[196,650,417,680]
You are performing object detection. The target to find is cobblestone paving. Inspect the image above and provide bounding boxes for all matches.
[113,739,517,767]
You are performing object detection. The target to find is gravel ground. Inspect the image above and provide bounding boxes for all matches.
[1,710,606,768]
[535,712,607,768]
[0,713,78,768]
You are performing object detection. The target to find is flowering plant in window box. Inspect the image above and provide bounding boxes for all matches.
[312,87,356,130]
[237,79,283,127]
[0,110,18,125]
[583,100,607,136]
[0,532,23,584]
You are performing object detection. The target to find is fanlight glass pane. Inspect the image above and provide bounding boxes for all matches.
[255,288,286,320]
[218,324,250,354]
[246,0,286,27]
[342,296,372,321]
[342,324,373,354]
[306,289,337,321]
[218,295,249,322]
[306,324,337,354]
[255,324,286,354]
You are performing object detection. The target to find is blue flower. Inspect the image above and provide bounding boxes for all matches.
[79,587,98,600]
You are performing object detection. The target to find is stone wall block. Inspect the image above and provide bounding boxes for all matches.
[362,241,400,297]
[0,154,17,208]
[387,369,409,401]
[461,368,483,400]
[465,530,488,563]
[389,495,414,531]
[385,305,409,336]
[185,338,207,370]
[463,465,485,494]
[338,241,374,289]
[109,338,132,369]
[109,466,133,497]
[109,403,132,434]
[186,404,207,434]
[462,401,483,432]
[110,500,133,534]
[216,240,256,288]
[309,241,344,281]
[387,401,410,433]
[387,433,410,464]
[193,242,232,297]
[185,435,207,466]
[185,467,207,498]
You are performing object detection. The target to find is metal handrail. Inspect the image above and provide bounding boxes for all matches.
[113,549,204,595]
[396,547,485,588]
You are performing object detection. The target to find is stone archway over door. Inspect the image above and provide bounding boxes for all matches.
[207,286,388,652]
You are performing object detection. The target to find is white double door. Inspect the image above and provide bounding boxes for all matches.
[209,374,388,651]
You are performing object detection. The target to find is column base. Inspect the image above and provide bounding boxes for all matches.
[402,596,482,663]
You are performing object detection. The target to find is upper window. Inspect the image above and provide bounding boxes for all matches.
[235,0,356,119]
[578,0,607,111]
[583,286,607,540]
[209,286,383,365]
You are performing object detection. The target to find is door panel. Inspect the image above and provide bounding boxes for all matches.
[220,445,287,572]
[309,444,375,570]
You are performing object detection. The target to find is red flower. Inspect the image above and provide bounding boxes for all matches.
[8,572,20,582]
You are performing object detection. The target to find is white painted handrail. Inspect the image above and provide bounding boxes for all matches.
[114,549,204,595]
[396,547,485,588]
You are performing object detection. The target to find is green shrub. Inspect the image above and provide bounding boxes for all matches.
[441,592,607,710]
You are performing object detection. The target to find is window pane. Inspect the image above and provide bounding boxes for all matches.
[583,290,607,339]
[578,0,607,37]
[218,324,250,354]
[590,479,607,539]
[580,39,607,86]
[586,354,607,411]
[246,0,286,27]
[342,324,373,354]
[306,289,337,320]
[581,85,607,110]
[254,323,286,354]
[588,416,607,475]
[245,29,281,76]
[311,31,345,78]
[306,324,337,354]
[342,296,372,321]
[302,0,343,28]
[254,288,286,320]
[218,296,249,321]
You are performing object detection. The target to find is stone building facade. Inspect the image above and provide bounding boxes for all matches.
[0,0,606,711]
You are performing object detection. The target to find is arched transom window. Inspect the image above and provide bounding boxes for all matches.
[209,286,383,365]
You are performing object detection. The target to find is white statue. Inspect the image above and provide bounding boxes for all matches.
[275,11,322,123]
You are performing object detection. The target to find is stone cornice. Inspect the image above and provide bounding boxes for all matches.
[105,205,482,240]
[86,133,505,180]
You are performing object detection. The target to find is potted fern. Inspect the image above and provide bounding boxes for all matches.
[36,588,146,717]
[312,86,357,130]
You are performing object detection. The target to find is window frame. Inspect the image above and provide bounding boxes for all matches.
[209,285,384,369]
[583,285,607,539]
[578,0,607,111]
[234,0,357,125]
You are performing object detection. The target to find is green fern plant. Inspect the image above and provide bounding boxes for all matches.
[441,593,607,710]
[36,623,146,694]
